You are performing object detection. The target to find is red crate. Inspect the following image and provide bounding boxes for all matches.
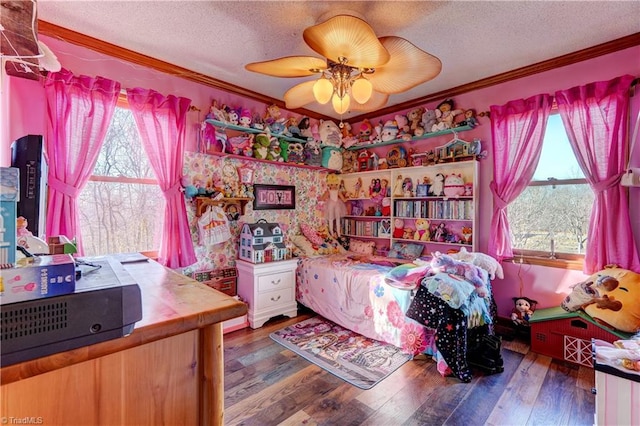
[529,307,632,367]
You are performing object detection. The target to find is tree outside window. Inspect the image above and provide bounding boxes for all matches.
[78,106,164,256]
[507,114,594,258]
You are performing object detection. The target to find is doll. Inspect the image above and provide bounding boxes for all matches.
[431,99,463,132]
[321,174,348,237]
[511,297,538,326]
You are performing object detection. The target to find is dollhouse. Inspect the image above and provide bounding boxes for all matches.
[238,221,287,263]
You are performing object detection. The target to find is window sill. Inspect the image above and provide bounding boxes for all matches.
[510,255,583,271]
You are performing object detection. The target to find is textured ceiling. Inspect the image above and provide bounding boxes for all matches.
[36,0,640,119]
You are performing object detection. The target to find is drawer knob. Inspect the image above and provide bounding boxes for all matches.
[271,279,281,285]
[271,295,281,302]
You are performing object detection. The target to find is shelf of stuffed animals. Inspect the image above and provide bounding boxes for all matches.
[204,119,311,144]
[204,151,331,172]
[345,124,474,151]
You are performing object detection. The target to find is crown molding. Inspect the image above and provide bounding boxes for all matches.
[38,21,639,124]
[37,20,330,121]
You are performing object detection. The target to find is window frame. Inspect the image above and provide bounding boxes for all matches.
[509,111,589,270]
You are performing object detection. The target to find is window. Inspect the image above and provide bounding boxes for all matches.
[78,105,164,256]
[507,114,594,259]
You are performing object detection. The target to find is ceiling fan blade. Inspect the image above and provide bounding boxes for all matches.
[368,36,442,94]
[283,80,318,109]
[245,56,327,77]
[349,90,389,112]
[303,15,390,68]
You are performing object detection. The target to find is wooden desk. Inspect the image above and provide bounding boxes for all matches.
[1,260,247,426]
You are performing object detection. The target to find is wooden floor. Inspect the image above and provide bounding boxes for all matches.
[223,312,595,426]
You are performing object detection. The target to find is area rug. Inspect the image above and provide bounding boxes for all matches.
[270,316,412,389]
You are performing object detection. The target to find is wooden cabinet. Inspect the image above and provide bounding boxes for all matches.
[0,260,247,426]
[339,160,478,256]
[236,259,299,328]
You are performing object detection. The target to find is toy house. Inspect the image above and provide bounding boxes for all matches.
[238,221,287,263]
[435,138,473,162]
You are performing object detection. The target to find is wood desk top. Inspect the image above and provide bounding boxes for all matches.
[1,259,247,385]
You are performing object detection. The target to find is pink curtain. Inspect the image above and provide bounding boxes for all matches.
[555,74,640,273]
[44,68,121,255]
[126,88,196,268]
[489,94,553,260]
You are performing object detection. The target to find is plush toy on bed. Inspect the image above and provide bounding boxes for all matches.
[449,247,504,280]
[430,252,489,297]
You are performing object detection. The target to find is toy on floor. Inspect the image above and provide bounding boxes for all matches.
[511,296,538,326]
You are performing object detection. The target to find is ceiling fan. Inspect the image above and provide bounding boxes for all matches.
[245,14,442,116]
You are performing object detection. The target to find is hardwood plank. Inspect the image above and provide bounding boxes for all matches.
[356,358,435,410]
[444,348,524,425]
[484,351,552,425]
[278,410,318,426]
[294,381,367,424]
[224,364,324,424]
[575,365,595,392]
[527,360,580,426]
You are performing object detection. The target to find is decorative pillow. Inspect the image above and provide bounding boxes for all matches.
[300,223,324,246]
[388,242,423,260]
[567,267,640,333]
[349,239,376,255]
[290,234,346,257]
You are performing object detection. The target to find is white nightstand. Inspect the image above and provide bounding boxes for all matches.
[236,258,299,329]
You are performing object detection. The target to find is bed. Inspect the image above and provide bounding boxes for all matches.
[295,252,500,382]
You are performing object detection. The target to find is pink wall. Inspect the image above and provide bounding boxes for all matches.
[357,46,640,316]
[2,34,638,318]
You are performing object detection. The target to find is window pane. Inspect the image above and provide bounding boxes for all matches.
[508,183,593,254]
[533,114,585,181]
[509,114,594,255]
[78,107,162,256]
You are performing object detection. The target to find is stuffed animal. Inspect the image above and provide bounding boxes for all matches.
[414,218,430,241]
[430,251,489,297]
[407,107,426,133]
[318,119,342,147]
[402,227,415,240]
[264,104,282,126]
[252,133,271,159]
[304,139,323,167]
[461,227,473,245]
[444,174,465,197]
[511,297,538,326]
[227,108,239,125]
[381,197,391,216]
[562,267,640,333]
[421,109,437,134]
[449,247,504,280]
[267,138,283,162]
[321,146,343,171]
[226,134,254,156]
[16,216,33,237]
[380,120,399,142]
[393,218,405,238]
[238,108,252,127]
[287,143,305,164]
[432,99,463,132]
[279,139,290,162]
[429,173,445,196]
[394,114,410,137]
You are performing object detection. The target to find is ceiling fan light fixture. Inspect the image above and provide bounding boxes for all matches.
[332,92,350,115]
[313,74,333,104]
[351,74,373,104]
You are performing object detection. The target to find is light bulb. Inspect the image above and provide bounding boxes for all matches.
[351,76,372,104]
[332,93,350,114]
[313,76,333,104]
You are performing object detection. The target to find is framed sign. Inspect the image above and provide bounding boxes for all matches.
[253,184,296,210]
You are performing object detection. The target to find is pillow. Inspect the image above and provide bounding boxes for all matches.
[388,242,423,260]
[300,223,324,246]
[349,239,376,255]
[290,234,346,257]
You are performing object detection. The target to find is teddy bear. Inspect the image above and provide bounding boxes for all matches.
[407,107,426,133]
[413,218,430,241]
[511,297,538,326]
[393,218,405,238]
[394,114,411,138]
[402,227,415,240]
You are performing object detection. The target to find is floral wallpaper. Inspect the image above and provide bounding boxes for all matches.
[182,152,328,274]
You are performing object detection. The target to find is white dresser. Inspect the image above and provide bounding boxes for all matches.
[236,258,299,328]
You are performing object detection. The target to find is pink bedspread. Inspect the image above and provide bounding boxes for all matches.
[295,254,435,355]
